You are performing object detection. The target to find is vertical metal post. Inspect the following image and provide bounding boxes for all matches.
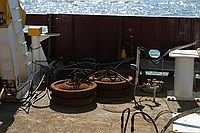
[31,36,41,72]
[134,46,140,97]
[29,26,49,73]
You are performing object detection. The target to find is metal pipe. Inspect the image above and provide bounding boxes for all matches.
[134,46,140,98]
[153,86,156,102]
[152,81,157,103]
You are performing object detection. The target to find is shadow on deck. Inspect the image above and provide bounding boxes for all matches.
[0,102,20,133]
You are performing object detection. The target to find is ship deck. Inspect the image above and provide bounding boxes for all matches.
[0,74,200,133]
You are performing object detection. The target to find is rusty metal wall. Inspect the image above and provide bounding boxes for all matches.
[26,14,200,63]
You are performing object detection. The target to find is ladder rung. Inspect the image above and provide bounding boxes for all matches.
[16,18,22,22]
[23,41,27,45]
[24,52,29,56]
[14,19,22,23]
[26,62,32,66]
[13,7,20,10]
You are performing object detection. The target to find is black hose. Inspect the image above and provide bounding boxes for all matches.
[57,57,134,72]
[109,70,140,108]
[131,111,159,133]
[31,87,51,108]
[121,108,131,133]
[3,65,52,114]
[154,110,172,122]
[138,40,199,65]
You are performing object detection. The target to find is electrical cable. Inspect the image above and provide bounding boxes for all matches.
[29,64,54,109]
[108,69,140,108]
[3,84,31,103]
[158,98,173,113]
[128,41,199,130]
[131,111,159,133]
[137,96,173,123]
[138,40,199,65]
[59,57,134,72]
[140,109,172,124]
[119,41,199,132]
[114,57,134,69]
[2,63,53,114]
[154,110,172,122]
[89,68,140,107]
[4,80,32,94]
[121,108,131,133]
[4,85,32,114]
[31,87,51,108]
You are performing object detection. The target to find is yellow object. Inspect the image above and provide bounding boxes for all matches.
[28,26,42,36]
[18,0,26,28]
[0,0,11,27]
[120,49,126,59]
[0,0,26,28]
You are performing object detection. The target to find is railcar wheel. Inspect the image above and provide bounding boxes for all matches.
[51,79,97,106]
[90,74,133,98]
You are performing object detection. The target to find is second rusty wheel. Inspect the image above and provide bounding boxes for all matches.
[89,70,133,98]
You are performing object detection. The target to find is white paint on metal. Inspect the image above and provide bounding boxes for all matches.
[0,0,34,99]
[29,30,59,72]
[174,57,194,99]
[169,50,199,58]
[173,113,200,132]
[169,50,199,100]
[8,0,32,76]
[0,27,16,80]
[167,90,200,101]
[31,35,48,72]
[8,23,20,88]
[40,33,60,42]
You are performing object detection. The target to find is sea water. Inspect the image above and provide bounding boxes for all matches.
[20,0,200,17]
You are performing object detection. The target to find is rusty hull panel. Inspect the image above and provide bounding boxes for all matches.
[26,14,200,63]
[26,14,48,25]
[47,14,74,62]
[74,15,97,61]
[96,16,119,62]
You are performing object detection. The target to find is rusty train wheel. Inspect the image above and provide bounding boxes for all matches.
[92,76,133,90]
[51,95,96,106]
[90,75,133,98]
[97,88,131,98]
[50,79,97,106]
